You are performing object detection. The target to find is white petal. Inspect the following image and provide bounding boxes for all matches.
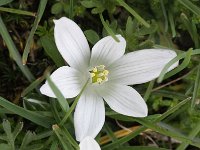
[79,137,101,150]
[40,66,86,98]
[54,17,90,71]
[108,49,178,85]
[90,35,126,67]
[74,88,105,141]
[97,83,148,117]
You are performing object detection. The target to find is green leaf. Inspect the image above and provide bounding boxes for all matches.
[51,3,63,15]
[84,29,100,45]
[2,120,14,149]
[20,131,36,150]
[0,0,13,6]
[81,1,96,8]
[22,0,48,65]
[116,0,150,28]
[178,0,200,16]
[46,74,69,112]
[0,7,35,16]
[0,96,53,128]
[21,66,54,97]
[13,122,23,140]
[191,66,200,108]
[100,14,119,42]
[40,35,65,67]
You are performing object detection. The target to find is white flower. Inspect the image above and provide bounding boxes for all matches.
[79,137,100,150]
[40,17,178,141]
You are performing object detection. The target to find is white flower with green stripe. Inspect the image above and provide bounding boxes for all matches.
[40,17,178,142]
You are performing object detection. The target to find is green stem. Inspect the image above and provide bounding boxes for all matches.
[59,80,89,126]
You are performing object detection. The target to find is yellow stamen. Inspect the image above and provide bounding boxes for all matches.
[89,65,109,84]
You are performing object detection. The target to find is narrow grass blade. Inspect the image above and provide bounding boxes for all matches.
[0,0,13,6]
[191,66,200,108]
[22,0,47,64]
[158,48,196,83]
[46,74,69,112]
[160,0,168,32]
[40,35,65,67]
[144,80,155,101]
[0,7,35,16]
[59,79,89,126]
[69,0,74,19]
[0,96,53,128]
[102,98,190,150]
[178,0,200,16]
[116,0,150,28]
[0,16,35,82]
[52,125,74,150]
[163,48,192,80]
[99,13,119,42]
[168,10,176,37]
[104,123,117,143]
[176,119,200,150]
[21,66,54,97]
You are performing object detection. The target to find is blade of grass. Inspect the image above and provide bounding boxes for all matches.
[116,0,150,28]
[40,35,65,67]
[163,48,192,80]
[99,13,119,42]
[178,0,200,16]
[59,79,89,126]
[0,7,35,16]
[157,48,200,83]
[176,119,200,150]
[160,0,168,32]
[144,80,155,101]
[102,98,191,150]
[104,123,118,143]
[22,0,47,64]
[191,66,200,108]
[0,16,35,82]
[168,9,176,37]
[0,0,13,6]
[0,96,53,128]
[50,100,79,149]
[47,74,69,112]
[52,125,75,150]
[69,0,74,19]
[21,66,54,97]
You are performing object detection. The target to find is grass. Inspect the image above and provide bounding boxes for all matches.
[0,0,200,149]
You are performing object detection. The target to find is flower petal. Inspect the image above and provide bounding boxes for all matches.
[54,17,90,71]
[108,49,178,85]
[40,66,86,98]
[79,137,101,150]
[97,83,148,117]
[74,88,105,141]
[90,35,126,67]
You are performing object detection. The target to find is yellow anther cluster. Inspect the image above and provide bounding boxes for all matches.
[90,65,109,84]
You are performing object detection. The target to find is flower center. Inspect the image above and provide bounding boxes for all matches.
[89,65,109,84]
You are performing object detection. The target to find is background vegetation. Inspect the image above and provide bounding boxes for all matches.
[0,0,200,149]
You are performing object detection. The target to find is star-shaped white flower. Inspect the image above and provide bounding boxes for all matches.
[40,17,178,141]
